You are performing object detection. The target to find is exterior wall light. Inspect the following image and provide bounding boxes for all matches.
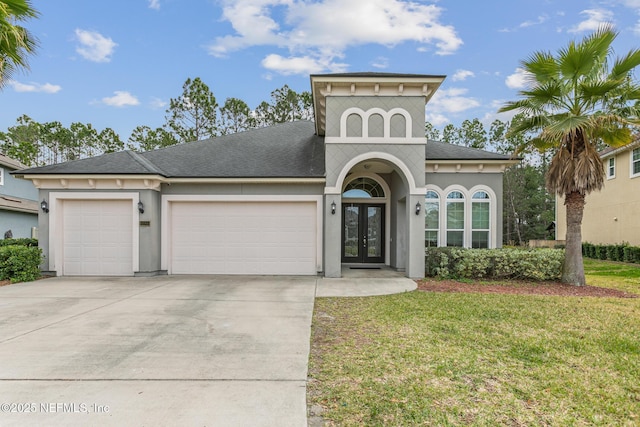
[331,201,336,215]
[41,200,49,213]
[138,201,144,214]
[415,202,421,215]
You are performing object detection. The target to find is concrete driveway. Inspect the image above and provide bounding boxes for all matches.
[0,276,317,426]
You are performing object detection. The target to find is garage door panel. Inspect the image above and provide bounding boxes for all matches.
[170,202,317,275]
[62,200,133,276]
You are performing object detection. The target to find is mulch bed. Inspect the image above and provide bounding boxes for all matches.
[0,279,10,287]
[417,279,638,298]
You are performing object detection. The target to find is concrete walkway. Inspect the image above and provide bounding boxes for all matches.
[0,272,414,427]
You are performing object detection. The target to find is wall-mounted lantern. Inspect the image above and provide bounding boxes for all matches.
[331,201,336,215]
[415,202,421,215]
[138,201,145,214]
[41,200,49,213]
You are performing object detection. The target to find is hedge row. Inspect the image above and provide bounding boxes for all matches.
[0,238,38,247]
[425,247,564,281]
[0,239,42,283]
[582,242,640,263]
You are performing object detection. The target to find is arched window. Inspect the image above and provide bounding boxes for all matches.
[471,191,490,248]
[446,191,465,247]
[346,113,362,137]
[425,191,439,247]
[368,114,384,137]
[390,114,406,137]
[343,177,385,198]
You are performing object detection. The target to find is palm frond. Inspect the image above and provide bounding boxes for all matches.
[610,48,640,79]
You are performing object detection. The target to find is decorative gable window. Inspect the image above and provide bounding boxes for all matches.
[632,148,640,178]
[607,157,615,179]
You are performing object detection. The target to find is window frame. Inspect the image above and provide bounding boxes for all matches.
[424,190,440,247]
[471,191,490,248]
[0,167,4,186]
[445,190,465,247]
[632,148,640,178]
[607,156,615,179]
[424,185,496,249]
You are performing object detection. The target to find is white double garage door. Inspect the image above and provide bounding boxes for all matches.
[56,195,321,276]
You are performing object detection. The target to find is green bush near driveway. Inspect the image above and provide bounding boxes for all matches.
[425,247,564,280]
[0,242,42,283]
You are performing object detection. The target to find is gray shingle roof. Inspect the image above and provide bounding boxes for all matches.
[18,121,326,178]
[16,122,514,178]
[426,140,515,161]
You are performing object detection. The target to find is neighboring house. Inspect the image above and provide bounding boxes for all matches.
[15,73,518,278]
[556,139,640,246]
[0,153,39,238]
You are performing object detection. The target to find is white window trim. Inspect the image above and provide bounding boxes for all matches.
[607,157,616,179]
[425,184,498,249]
[0,167,4,186]
[631,148,640,179]
[424,190,440,247]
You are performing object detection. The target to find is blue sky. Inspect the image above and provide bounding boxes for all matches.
[3,0,640,142]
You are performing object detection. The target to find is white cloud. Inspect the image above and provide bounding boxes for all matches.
[519,15,548,28]
[261,54,348,75]
[425,112,449,127]
[452,69,474,82]
[208,0,462,75]
[505,68,531,89]
[149,97,167,109]
[148,0,160,10]
[101,91,140,107]
[371,56,389,69]
[568,9,614,33]
[427,87,480,118]
[9,81,61,93]
[75,29,117,62]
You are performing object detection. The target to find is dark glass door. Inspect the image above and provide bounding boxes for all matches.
[342,203,385,263]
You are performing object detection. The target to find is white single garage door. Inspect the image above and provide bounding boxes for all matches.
[62,200,134,276]
[169,201,317,275]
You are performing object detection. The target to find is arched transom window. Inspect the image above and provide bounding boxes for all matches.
[343,177,385,198]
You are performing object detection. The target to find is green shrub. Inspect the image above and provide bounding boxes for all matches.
[0,245,42,283]
[425,248,564,281]
[0,238,38,247]
[583,242,639,264]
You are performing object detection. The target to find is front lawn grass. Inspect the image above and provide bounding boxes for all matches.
[308,259,640,426]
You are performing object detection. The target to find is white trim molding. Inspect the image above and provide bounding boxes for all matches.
[326,151,424,196]
[48,192,141,276]
[161,194,324,274]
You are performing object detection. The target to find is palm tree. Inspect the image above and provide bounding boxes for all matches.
[500,26,640,285]
[0,0,39,88]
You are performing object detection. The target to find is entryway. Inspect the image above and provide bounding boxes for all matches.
[341,203,385,263]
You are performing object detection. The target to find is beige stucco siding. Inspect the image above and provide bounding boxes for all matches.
[556,148,640,245]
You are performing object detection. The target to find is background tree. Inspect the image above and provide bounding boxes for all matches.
[218,97,253,135]
[459,118,487,149]
[165,77,218,142]
[441,123,459,144]
[500,26,640,285]
[128,125,177,152]
[424,122,441,140]
[0,0,39,88]
[0,114,40,165]
[252,85,313,127]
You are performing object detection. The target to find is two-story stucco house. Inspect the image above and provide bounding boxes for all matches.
[556,139,640,246]
[0,153,39,238]
[15,72,517,278]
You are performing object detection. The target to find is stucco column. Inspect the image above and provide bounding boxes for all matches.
[406,193,426,279]
[323,194,342,277]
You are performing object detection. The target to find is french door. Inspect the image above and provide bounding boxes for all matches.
[342,203,385,263]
